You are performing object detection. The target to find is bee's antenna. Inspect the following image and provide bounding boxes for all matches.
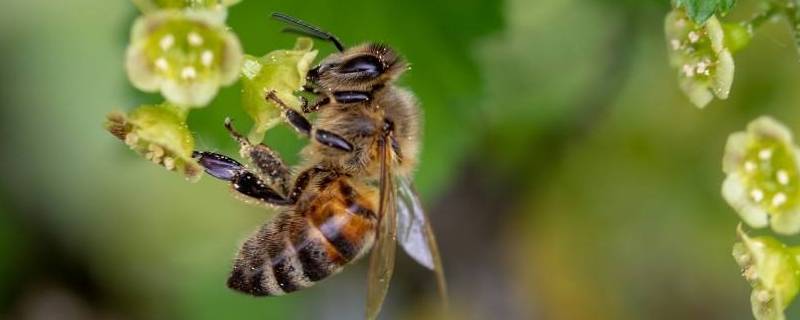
[271,12,345,52]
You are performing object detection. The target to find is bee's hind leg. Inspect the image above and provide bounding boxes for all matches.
[194,150,328,206]
[193,151,292,206]
[266,91,353,153]
[223,118,292,195]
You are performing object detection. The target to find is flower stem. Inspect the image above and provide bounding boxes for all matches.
[742,3,782,35]
[130,0,155,13]
[788,0,800,58]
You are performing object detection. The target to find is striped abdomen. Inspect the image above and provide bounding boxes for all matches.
[227,178,378,296]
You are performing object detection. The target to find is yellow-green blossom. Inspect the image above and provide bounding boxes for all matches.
[133,0,241,14]
[105,103,202,181]
[665,9,734,108]
[723,116,800,235]
[240,37,317,143]
[125,10,243,107]
[733,226,800,320]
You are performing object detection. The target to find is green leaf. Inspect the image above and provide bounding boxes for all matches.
[675,0,736,23]
[718,0,736,13]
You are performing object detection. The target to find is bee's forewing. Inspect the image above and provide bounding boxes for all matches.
[365,140,397,320]
[396,176,449,309]
[396,176,434,269]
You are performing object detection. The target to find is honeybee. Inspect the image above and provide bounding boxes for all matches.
[192,13,447,319]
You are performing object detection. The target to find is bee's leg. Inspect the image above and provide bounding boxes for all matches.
[284,166,329,203]
[302,84,319,94]
[223,118,292,195]
[332,91,370,104]
[299,95,331,113]
[266,91,312,135]
[331,84,383,105]
[193,151,292,206]
[313,129,353,151]
[266,91,354,152]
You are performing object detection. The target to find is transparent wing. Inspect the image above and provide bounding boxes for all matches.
[396,175,449,309]
[396,176,434,269]
[365,139,397,320]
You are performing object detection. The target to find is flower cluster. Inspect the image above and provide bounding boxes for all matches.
[105,103,202,180]
[240,37,317,143]
[107,1,246,179]
[665,9,735,108]
[126,10,242,107]
[107,1,323,181]
[133,0,241,13]
[733,226,800,320]
[722,117,800,235]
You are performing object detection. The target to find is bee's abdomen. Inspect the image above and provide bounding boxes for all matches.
[227,179,377,296]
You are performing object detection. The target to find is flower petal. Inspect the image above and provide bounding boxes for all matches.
[723,132,748,174]
[712,49,734,99]
[162,79,218,107]
[125,44,162,91]
[771,206,800,235]
[219,31,244,86]
[723,174,769,228]
[705,16,725,53]
[679,77,713,108]
[749,116,793,143]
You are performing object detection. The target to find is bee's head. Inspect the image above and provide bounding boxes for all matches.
[308,43,406,91]
[271,13,407,91]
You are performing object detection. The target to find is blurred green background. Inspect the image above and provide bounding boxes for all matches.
[4,0,800,319]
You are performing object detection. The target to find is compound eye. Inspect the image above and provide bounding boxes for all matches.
[338,55,383,77]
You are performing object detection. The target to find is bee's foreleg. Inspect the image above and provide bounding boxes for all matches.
[224,118,292,194]
[193,151,292,206]
[266,91,312,135]
[332,91,370,104]
[299,95,331,113]
[302,84,320,94]
[266,91,354,153]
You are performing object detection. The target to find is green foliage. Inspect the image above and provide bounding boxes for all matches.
[674,0,736,23]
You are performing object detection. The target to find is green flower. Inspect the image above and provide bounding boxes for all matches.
[723,117,800,235]
[240,37,317,143]
[665,8,735,108]
[105,103,202,181]
[133,0,241,13]
[733,226,800,320]
[125,10,243,107]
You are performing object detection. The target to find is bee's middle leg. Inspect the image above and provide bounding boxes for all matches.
[224,118,291,195]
